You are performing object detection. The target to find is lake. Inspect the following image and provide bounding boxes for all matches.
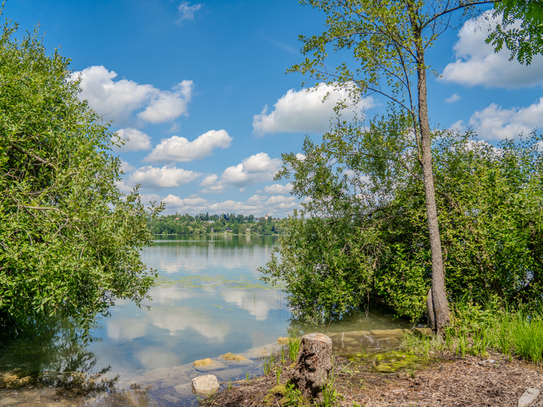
[0,235,410,406]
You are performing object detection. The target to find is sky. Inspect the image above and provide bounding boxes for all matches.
[6,0,543,217]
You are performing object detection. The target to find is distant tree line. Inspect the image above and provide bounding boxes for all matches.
[147,213,284,235]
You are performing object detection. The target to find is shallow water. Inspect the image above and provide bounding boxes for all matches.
[0,235,410,406]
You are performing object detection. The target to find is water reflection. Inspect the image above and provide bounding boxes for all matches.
[0,235,413,407]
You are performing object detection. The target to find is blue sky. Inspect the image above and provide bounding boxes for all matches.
[7,1,543,216]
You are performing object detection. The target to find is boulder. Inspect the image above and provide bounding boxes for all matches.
[193,358,213,367]
[191,374,220,396]
[277,337,289,345]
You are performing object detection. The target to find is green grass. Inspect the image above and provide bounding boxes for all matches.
[404,299,543,364]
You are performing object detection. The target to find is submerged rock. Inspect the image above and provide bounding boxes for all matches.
[277,337,289,345]
[220,352,246,361]
[191,374,220,396]
[193,358,214,367]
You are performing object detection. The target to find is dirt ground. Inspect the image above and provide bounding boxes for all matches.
[200,351,543,407]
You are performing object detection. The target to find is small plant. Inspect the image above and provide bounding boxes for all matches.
[281,347,286,365]
[245,372,251,384]
[283,382,303,406]
[276,366,282,385]
[321,371,342,407]
[288,332,301,362]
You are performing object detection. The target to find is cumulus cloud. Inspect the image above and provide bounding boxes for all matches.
[127,165,200,189]
[72,66,193,125]
[176,2,203,24]
[253,83,376,135]
[445,93,461,103]
[468,98,543,139]
[115,128,152,151]
[221,153,282,187]
[137,81,193,124]
[440,12,543,88]
[120,159,136,173]
[144,130,232,163]
[152,193,299,217]
[259,183,293,194]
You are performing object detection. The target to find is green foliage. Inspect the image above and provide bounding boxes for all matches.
[0,18,163,330]
[489,0,543,65]
[404,298,543,364]
[288,333,301,363]
[262,113,543,323]
[148,212,283,235]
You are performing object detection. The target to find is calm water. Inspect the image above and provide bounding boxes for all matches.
[0,235,409,405]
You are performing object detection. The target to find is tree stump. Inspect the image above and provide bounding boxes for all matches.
[290,333,333,402]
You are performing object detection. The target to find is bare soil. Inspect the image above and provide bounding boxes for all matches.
[200,351,543,407]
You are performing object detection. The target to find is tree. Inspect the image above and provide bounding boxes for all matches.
[279,0,502,333]
[0,18,163,331]
[489,0,543,64]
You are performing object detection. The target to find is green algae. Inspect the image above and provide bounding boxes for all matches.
[347,350,439,374]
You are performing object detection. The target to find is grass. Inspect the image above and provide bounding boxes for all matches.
[288,332,301,363]
[404,299,543,365]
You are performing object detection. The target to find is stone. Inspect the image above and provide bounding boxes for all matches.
[369,329,406,337]
[413,328,433,338]
[518,388,540,407]
[163,394,180,403]
[193,358,214,367]
[277,337,289,345]
[174,383,192,396]
[191,374,220,396]
[215,368,245,381]
[290,333,333,402]
[220,352,246,361]
[194,360,227,373]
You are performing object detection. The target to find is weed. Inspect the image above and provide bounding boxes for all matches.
[276,366,282,385]
[288,332,301,362]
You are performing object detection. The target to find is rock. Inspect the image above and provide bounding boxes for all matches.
[191,374,220,396]
[174,383,192,396]
[163,394,180,403]
[215,368,245,381]
[290,333,333,402]
[193,358,214,367]
[518,388,540,407]
[220,352,246,361]
[277,337,289,345]
[194,360,227,373]
[413,327,433,338]
[370,329,406,337]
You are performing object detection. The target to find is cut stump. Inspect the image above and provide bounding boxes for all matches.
[290,333,333,402]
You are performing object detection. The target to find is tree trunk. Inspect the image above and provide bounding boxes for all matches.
[415,31,450,335]
[290,333,333,402]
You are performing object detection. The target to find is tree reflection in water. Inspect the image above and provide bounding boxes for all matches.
[0,317,117,396]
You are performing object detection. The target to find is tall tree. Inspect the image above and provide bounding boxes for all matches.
[0,18,163,331]
[290,0,494,334]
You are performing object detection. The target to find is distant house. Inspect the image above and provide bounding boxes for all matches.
[264,214,268,220]
[175,217,180,220]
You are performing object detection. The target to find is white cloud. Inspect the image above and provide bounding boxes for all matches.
[144,130,232,163]
[253,83,376,135]
[128,165,200,189]
[295,153,306,161]
[200,174,219,186]
[150,193,300,217]
[72,66,193,125]
[137,80,193,124]
[469,98,543,139]
[445,93,461,103]
[260,183,293,194]
[221,153,282,187]
[120,159,136,173]
[440,12,543,88]
[115,128,152,151]
[176,2,203,24]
